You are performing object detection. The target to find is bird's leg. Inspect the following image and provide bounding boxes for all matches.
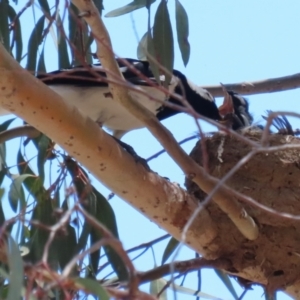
[111,136,151,171]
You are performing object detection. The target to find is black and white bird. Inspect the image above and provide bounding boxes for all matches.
[0,59,253,137]
[219,87,253,130]
[32,58,221,139]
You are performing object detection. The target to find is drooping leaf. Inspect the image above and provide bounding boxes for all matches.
[7,5,23,62]
[92,188,128,280]
[90,228,101,276]
[17,151,44,200]
[65,157,128,280]
[137,31,148,61]
[7,235,23,300]
[68,5,92,65]
[0,188,5,226]
[56,14,70,69]
[161,237,179,264]
[150,278,168,300]
[74,278,109,299]
[37,0,50,14]
[8,174,34,212]
[159,278,223,300]
[56,224,77,270]
[153,0,174,86]
[75,220,91,256]
[0,118,16,170]
[26,16,45,72]
[105,0,156,18]
[175,0,190,66]
[214,269,238,300]
[30,197,56,263]
[37,45,46,73]
[36,134,52,184]
[147,31,161,85]
[0,0,10,52]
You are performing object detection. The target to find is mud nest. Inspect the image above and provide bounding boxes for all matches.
[185,129,300,293]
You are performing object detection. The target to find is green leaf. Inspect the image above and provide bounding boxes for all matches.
[7,5,23,62]
[74,277,109,299]
[90,228,101,276]
[214,269,238,300]
[0,118,16,169]
[175,0,190,66]
[30,198,56,263]
[137,31,148,61]
[37,134,51,184]
[153,0,174,86]
[8,174,34,212]
[38,0,50,14]
[161,237,179,264]
[37,45,46,73]
[26,16,45,72]
[105,0,156,18]
[57,225,77,270]
[147,31,161,85]
[0,188,5,226]
[65,157,128,280]
[159,278,223,300]
[7,235,23,300]
[91,190,128,280]
[150,278,167,300]
[56,14,70,69]
[17,150,45,200]
[0,0,10,52]
[76,220,91,254]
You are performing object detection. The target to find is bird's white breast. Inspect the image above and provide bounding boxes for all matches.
[49,85,165,136]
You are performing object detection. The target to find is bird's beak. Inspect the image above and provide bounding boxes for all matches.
[218,83,234,117]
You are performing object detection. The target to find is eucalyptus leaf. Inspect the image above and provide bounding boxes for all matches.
[214,269,238,300]
[26,16,45,72]
[7,5,23,62]
[159,278,223,300]
[175,0,190,66]
[0,0,10,52]
[57,14,70,69]
[105,0,156,18]
[150,278,167,300]
[153,0,174,86]
[74,277,109,299]
[8,174,34,212]
[161,237,179,264]
[7,235,23,300]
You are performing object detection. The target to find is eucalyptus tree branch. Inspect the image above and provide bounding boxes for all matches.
[204,73,300,97]
[71,0,258,241]
[136,257,231,284]
[0,125,40,144]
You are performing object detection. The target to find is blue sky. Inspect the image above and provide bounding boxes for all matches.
[3,0,300,299]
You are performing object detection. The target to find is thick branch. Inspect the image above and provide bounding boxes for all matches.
[0,43,218,258]
[0,125,40,143]
[71,0,258,241]
[204,73,300,97]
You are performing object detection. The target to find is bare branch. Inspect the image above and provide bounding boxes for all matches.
[137,257,231,284]
[0,125,40,143]
[204,73,300,97]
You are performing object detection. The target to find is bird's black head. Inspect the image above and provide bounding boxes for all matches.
[228,91,253,129]
[160,70,221,121]
[219,89,253,130]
